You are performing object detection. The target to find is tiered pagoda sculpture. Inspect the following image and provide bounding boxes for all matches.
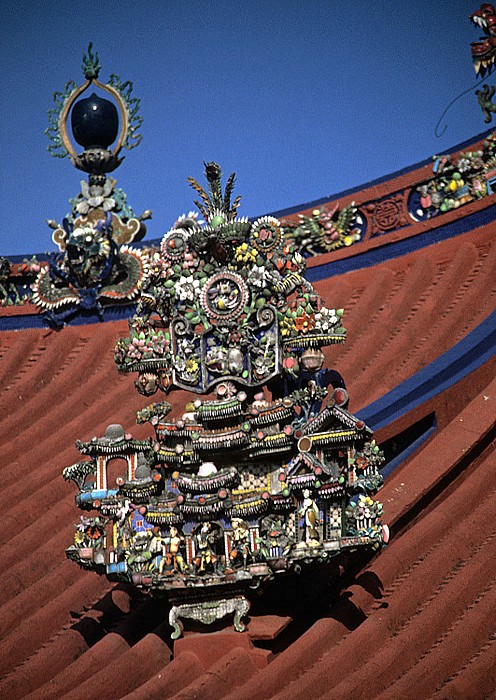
[64,159,387,637]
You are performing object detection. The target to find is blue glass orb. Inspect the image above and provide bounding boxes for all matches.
[71,92,119,150]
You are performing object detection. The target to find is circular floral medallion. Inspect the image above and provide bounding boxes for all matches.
[201,271,249,321]
[249,216,283,253]
[160,228,188,261]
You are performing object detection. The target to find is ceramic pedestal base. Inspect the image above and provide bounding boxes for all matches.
[169,595,251,639]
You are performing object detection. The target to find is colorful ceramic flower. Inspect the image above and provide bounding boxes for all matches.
[295,312,315,333]
[186,357,199,374]
[314,308,339,331]
[176,275,201,302]
[235,243,258,265]
[248,265,271,289]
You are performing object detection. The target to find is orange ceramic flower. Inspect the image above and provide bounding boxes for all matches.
[295,312,315,333]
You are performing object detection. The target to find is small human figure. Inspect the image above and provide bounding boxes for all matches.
[194,522,219,574]
[229,518,251,567]
[298,489,320,548]
[298,347,346,416]
[160,525,186,573]
[269,346,346,417]
[256,516,293,560]
[147,530,168,571]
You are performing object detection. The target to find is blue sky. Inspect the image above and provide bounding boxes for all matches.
[0,0,491,256]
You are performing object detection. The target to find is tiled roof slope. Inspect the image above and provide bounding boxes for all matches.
[0,166,495,698]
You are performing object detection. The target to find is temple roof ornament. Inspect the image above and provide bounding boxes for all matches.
[471,4,496,121]
[64,162,388,637]
[46,43,143,172]
[33,46,150,326]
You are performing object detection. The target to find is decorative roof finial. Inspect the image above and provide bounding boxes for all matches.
[35,47,150,326]
[45,44,143,173]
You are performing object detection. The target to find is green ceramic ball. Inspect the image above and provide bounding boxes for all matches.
[210,215,225,229]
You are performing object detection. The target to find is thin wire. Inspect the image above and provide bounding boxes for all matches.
[435,74,491,138]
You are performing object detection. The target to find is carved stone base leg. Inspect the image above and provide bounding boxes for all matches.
[232,596,250,632]
[169,595,251,639]
[169,608,184,640]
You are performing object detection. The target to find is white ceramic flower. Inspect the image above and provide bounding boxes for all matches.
[177,338,195,356]
[315,308,339,331]
[176,275,200,302]
[248,265,270,289]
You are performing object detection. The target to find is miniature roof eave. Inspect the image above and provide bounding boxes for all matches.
[317,483,345,499]
[248,400,294,425]
[196,429,250,450]
[308,429,363,448]
[156,447,199,464]
[175,465,240,493]
[191,424,247,439]
[180,497,228,516]
[282,331,347,350]
[156,422,204,437]
[145,509,183,525]
[301,403,372,437]
[269,492,293,509]
[287,450,326,477]
[231,496,270,518]
[76,436,154,456]
[286,473,317,491]
[117,358,168,374]
[63,460,96,481]
[197,396,245,420]
[252,431,292,447]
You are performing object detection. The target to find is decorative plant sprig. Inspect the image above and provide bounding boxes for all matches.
[82,42,101,80]
[108,73,143,150]
[46,80,78,158]
[187,162,241,223]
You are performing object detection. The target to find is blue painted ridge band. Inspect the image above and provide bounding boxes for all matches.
[380,422,438,479]
[0,314,47,330]
[6,202,493,331]
[357,308,496,431]
[0,304,137,331]
[307,203,496,282]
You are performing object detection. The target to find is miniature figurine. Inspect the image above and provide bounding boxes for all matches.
[160,526,186,573]
[229,518,251,567]
[194,522,221,574]
[298,489,321,548]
